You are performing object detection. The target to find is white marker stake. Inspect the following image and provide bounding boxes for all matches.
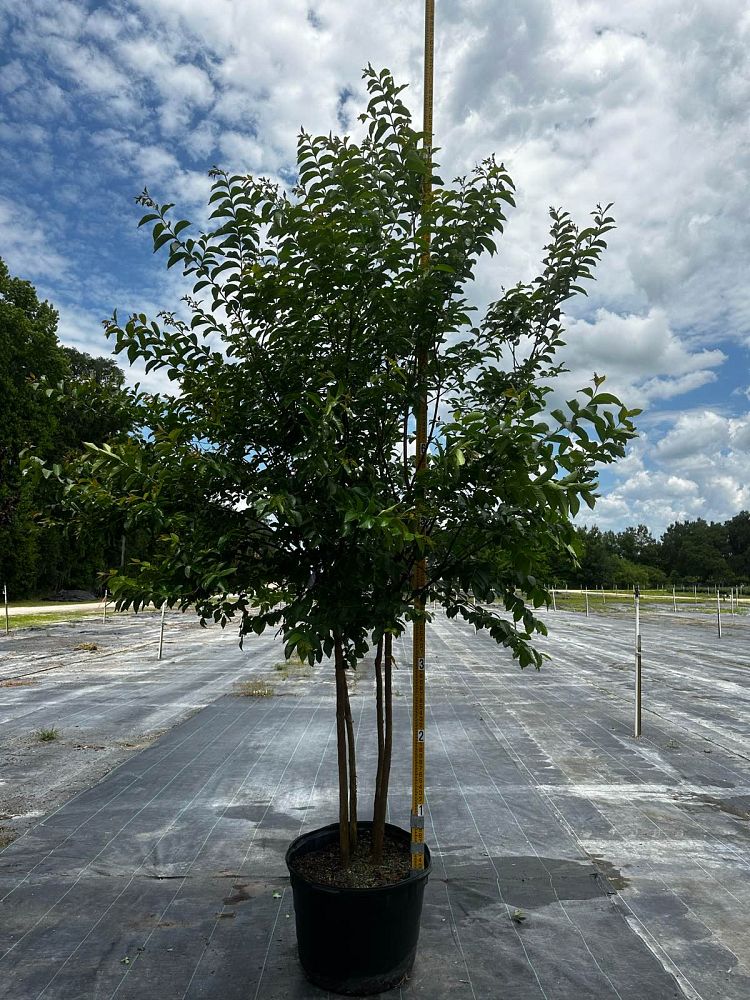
[158,603,166,660]
[102,590,108,622]
[634,585,642,738]
[552,589,557,612]
[585,588,589,617]
[716,589,722,639]
[672,586,677,613]
[3,583,8,636]
[694,584,697,604]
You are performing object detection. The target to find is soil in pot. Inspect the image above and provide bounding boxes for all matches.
[290,827,410,889]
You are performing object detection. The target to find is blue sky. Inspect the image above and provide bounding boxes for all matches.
[1,0,749,535]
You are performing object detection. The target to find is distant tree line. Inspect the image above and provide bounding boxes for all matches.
[0,257,139,597]
[3,258,750,599]
[551,518,750,588]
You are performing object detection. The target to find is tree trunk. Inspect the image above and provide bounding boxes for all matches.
[334,636,351,866]
[342,660,358,849]
[373,636,385,829]
[371,633,394,864]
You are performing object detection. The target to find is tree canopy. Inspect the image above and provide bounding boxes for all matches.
[33,67,637,667]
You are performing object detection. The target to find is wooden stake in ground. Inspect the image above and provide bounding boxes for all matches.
[158,602,166,660]
[102,589,108,623]
[551,588,556,611]
[585,588,589,617]
[672,585,677,613]
[3,583,8,636]
[634,584,642,738]
[716,588,722,638]
[410,0,435,874]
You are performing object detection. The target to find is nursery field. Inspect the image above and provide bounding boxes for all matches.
[0,608,748,999]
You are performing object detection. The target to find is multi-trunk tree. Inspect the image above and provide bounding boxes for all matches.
[29,68,637,866]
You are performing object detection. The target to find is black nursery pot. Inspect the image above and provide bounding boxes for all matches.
[285,821,431,996]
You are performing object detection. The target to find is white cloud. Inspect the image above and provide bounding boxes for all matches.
[0,60,29,94]
[55,304,115,360]
[639,370,718,402]
[541,308,727,415]
[89,130,181,186]
[588,407,750,533]
[0,196,70,283]
[655,411,729,461]
[46,36,132,99]
[217,131,267,172]
[564,309,725,380]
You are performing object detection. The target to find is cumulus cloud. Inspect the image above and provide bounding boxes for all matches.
[0,59,29,94]
[558,308,726,408]
[0,196,70,283]
[586,408,750,534]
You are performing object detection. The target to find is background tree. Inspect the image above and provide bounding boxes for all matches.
[615,524,659,566]
[658,519,730,584]
[0,258,65,594]
[576,526,616,585]
[543,516,749,590]
[32,68,637,867]
[0,258,135,595]
[726,511,750,579]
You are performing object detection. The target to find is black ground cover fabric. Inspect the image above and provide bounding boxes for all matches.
[2,607,748,998]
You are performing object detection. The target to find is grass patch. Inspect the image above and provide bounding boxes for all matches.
[74,642,99,652]
[36,727,59,742]
[549,589,746,617]
[0,678,38,688]
[5,607,158,630]
[6,611,102,630]
[8,599,91,609]
[233,679,274,698]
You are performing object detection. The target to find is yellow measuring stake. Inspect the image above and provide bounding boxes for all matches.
[411,0,435,872]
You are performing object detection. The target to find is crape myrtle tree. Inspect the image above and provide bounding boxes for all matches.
[29,68,637,866]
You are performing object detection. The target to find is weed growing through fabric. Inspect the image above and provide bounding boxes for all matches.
[0,678,38,688]
[273,657,312,681]
[74,642,99,652]
[0,828,17,849]
[36,727,59,742]
[233,679,274,698]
